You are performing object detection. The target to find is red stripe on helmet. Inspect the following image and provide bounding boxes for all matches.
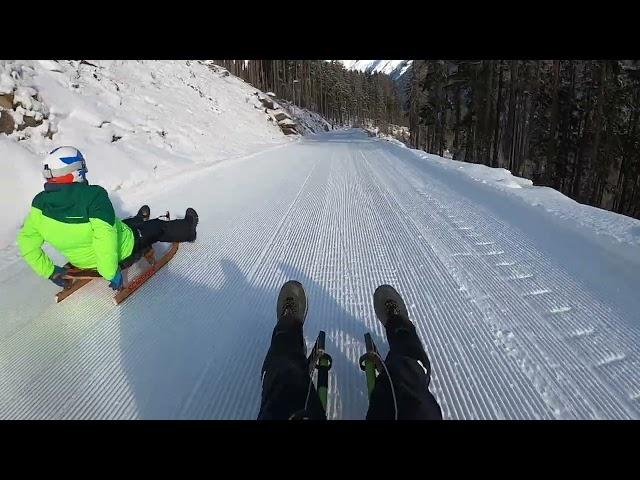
[47,173,75,184]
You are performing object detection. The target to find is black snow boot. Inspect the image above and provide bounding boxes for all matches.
[185,207,199,241]
[136,205,151,221]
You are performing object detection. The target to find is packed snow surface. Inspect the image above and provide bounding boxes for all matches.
[1,129,639,419]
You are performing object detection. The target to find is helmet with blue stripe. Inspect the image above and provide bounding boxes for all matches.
[43,146,88,182]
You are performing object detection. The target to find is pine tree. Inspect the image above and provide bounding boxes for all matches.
[408,59,640,219]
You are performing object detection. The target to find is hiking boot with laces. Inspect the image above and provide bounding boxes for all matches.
[373,284,431,374]
[276,280,308,326]
[373,284,410,328]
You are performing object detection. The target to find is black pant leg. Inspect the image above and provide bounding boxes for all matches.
[122,216,144,229]
[366,324,443,420]
[134,220,166,251]
[121,219,164,262]
[366,352,442,420]
[142,219,194,244]
[258,321,326,420]
[120,218,195,269]
[126,219,194,254]
[119,217,144,268]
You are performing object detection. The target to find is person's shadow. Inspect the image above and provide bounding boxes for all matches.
[116,256,267,419]
[115,250,388,419]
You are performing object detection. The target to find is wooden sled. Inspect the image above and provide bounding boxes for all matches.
[55,243,179,305]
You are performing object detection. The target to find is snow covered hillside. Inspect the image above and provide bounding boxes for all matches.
[340,60,412,81]
[0,60,292,252]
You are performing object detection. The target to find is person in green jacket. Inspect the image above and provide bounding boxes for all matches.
[17,146,199,291]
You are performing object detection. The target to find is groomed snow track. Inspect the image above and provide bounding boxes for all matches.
[1,130,639,419]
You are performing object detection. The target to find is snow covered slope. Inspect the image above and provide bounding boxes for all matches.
[0,60,290,252]
[1,129,639,420]
[340,60,412,80]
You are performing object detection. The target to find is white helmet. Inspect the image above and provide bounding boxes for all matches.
[43,146,88,181]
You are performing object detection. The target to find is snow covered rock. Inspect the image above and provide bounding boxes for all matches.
[258,94,275,110]
[20,113,43,130]
[278,118,296,129]
[0,110,15,134]
[13,87,39,110]
[272,99,332,135]
[272,110,290,122]
[0,76,49,136]
[0,93,13,109]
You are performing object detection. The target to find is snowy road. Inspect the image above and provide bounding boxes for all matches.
[1,130,639,419]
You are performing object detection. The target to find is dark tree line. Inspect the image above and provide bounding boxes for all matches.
[212,60,405,132]
[407,60,640,219]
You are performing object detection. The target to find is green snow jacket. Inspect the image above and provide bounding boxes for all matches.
[17,182,135,281]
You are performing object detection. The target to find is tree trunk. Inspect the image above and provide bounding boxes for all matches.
[492,60,504,167]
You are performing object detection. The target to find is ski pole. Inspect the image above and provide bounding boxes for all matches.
[307,330,332,415]
[315,331,332,413]
[359,333,379,399]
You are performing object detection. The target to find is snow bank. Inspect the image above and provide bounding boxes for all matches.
[438,159,533,189]
[0,140,42,248]
[391,142,640,248]
[0,60,290,250]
